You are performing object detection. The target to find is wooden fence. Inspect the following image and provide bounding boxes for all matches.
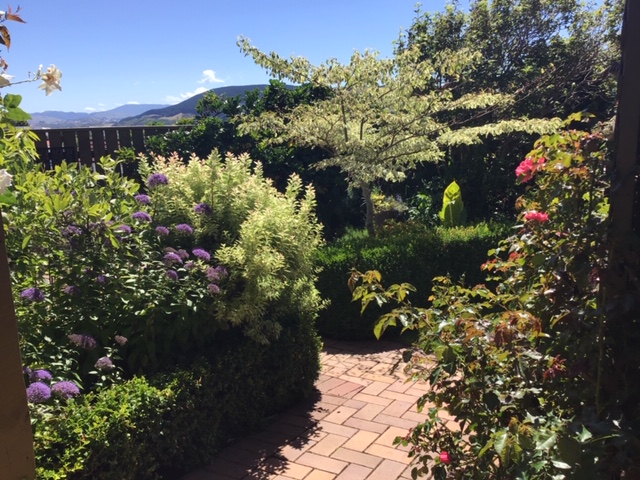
[31,126,183,171]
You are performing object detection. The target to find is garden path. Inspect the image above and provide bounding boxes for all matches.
[182,338,449,480]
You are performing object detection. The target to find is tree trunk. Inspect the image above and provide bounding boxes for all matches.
[0,212,36,479]
[359,181,376,237]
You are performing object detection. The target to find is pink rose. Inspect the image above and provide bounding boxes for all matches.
[516,157,546,183]
[524,210,549,223]
[440,451,451,464]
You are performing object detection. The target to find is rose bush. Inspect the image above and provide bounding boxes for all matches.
[351,116,637,479]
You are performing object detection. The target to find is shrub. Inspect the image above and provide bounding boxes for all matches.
[140,151,325,343]
[33,320,321,480]
[352,122,638,478]
[316,221,509,339]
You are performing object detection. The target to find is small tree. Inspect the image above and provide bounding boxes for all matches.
[238,37,560,235]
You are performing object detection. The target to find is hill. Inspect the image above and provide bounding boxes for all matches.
[30,104,168,128]
[116,85,271,126]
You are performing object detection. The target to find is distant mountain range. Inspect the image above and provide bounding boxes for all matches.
[29,85,272,128]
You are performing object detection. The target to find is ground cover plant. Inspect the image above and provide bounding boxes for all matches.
[352,118,640,478]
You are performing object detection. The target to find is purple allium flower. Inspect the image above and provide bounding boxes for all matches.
[192,248,211,261]
[51,381,80,400]
[132,211,152,222]
[26,382,51,403]
[166,269,179,281]
[95,356,115,372]
[206,266,229,282]
[177,249,190,260]
[23,366,32,376]
[163,252,182,265]
[68,333,97,350]
[96,274,109,285]
[20,287,45,302]
[134,194,151,205]
[30,369,52,384]
[175,223,193,234]
[184,261,196,270]
[155,226,170,236]
[63,285,81,295]
[114,335,128,346]
[194,203,213,215]
[147,173,169,188]
[208,283,221,295]
[115,224,132,235]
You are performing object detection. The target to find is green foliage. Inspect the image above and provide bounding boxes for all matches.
[353,122,637,478]
[438,180,465,227]
[33,321,321,479]
[397,0,621,222]
[316,221,509,339]
[140,150,325,343]
[238,37,562,235]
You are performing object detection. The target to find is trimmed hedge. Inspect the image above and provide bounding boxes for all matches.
[316,222,511,339]
[33,316,321,480]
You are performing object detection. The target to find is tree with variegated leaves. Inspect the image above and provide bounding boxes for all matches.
[237,37,561,236]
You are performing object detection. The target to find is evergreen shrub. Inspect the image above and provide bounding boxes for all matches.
[315,221,510,339]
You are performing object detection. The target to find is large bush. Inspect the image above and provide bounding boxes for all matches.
[353,122,640,478]
[4,148,324,477]
[316,221,509,339]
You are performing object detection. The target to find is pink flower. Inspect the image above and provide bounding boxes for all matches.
[440,451,451,464]
[516,157,546,183]
[524,210,549,223]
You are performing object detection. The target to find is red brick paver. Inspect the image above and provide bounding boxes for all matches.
[182,339,432,479]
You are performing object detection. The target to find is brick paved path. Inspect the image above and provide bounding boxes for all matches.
[182,338,435,480]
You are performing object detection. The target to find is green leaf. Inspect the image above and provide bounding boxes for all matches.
[0,191,16,205]
[551,459,572,470]
[536,432,557,451]
[3,93,22,108]
[4,106,31,122]
[577,426,593,443]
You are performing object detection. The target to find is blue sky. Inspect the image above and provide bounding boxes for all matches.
[3,1,460,114]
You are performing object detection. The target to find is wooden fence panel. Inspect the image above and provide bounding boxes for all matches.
[131,128,145,152]
[105,128,119,153]
[30,126,185,173]
[76,130,92,168]
[91,129,107,161]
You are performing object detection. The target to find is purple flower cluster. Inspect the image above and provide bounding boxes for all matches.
[20,287,45,302]
[132,211,152,222]
[194,203,213,215]
[51,381,80,400]
[114,335,128,346]
[163,252,182,265]
[155,226,170,236]
[26,382,51,403]
[95,356,115,372]
[166,269,179,281]
[30,369,52,384]
[116,224,132,235]
[206,266,228,282]
[63,285,81,295]
[68,333,97,350]
[208,284,221,295]
[192,248,211,261]
[177,249,190,260]
[96,274,109,285]
[134,194,151,205]
[184,261,196,270]
[175,223,193,234]
[147,173,169,188]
